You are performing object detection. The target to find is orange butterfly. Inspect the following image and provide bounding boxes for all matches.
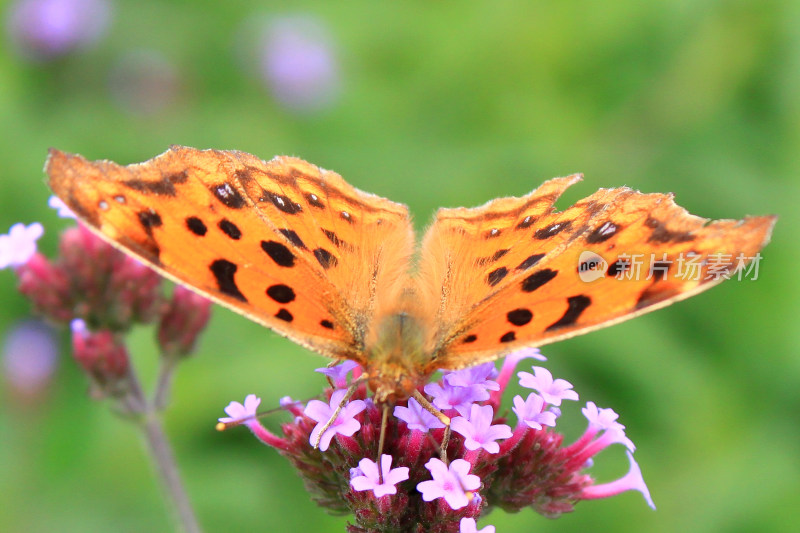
[46,147,776,412]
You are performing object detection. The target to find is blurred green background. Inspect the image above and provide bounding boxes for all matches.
[1,0,797,532]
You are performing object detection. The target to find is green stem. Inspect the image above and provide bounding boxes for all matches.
[140,410,202,533]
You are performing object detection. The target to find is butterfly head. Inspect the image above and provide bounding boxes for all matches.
[364,311,432,404]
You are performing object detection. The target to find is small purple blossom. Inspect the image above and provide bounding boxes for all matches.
[304,389,365,451]
[581,451,655,510]
[350,454,410,498]
[48,196,77,219]
[583,401,622,431]
[219,394,261,430]
[512,392,558,429]
[7,0,111,61]
[417,458,481,510]
[258,14,340,111]
[460,517,496,533]
[451,403,512,454]
[518,366,579,406]
[393,396,446,432]
[424,380,488,416]
[443,362,499,390]
[2,319,58,397]
[0,222,44,269]
[315,360,359,389]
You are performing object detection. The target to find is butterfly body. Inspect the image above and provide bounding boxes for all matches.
[46,147,776,406]
[364,311,431,402]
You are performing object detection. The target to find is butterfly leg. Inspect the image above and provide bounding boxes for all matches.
[376,404,390,481]
[412,389,451,462]
[312,381,359,449]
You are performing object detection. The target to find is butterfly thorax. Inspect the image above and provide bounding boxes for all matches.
[364,312,432,404]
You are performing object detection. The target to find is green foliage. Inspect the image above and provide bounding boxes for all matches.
[1,1,797,532]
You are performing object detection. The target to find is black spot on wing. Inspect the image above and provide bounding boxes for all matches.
[275,308,293,322]
[306,193,324,209]
[487,267,509,286]
[586,221,619,243]
[500,331,516,343]
[279,228,307,249]
[218,219,242,240]
[516,215,534,229]
[122,170,186,196]
[186,216,207,236]
[534,221,572,240]
[320,319,334,330]
[645,217,695,243]
[261,240,295,267]
[212,182,246,209]
[266,284,296,304]
[266,191,302,214]
[507,308,533,326]
[546,295,591,331]
[517,253,545,271]
[462,334,477,344]
[521,269,558,292]
[138,209,162,236]
[313,248,337,269]
[210,259,247,302]
[322,229,343,247]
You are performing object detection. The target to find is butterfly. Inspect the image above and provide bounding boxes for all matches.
[46,147,776,411]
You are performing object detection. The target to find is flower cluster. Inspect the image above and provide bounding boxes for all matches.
[1,199,211,406]
[220,350,655,532]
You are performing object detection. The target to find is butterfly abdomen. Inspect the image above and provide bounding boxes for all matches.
[365,312,432,403]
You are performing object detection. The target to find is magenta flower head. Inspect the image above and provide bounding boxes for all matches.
[256,14,340,111]
[418,458,481,510]
[460,517,495,533]
[350,455,409,498]
[394,396,445,432]
[0,222,44,269]
[7,0,111,61]
[518,365,579,406]
[451,404,512,454]
[304,389,366,451]
[219,348,656,531]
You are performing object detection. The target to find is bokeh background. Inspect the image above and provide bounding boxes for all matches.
[1,1,797,532]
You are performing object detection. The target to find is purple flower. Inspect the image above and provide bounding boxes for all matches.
[304,389,365,451]
[2,319,58,396]
[451,404,512,454]
[0,222,44,269]
[7,0,111,61]
[443,362,500,390]
[393,396,446,432]
[350,454,409,498]
[258,14,340,111]
[512,393,558,430]
[460,517,496,533]
[424,380,488,416]
[517,366,579,406]
[581,451,655,510]
[219,394,261,430]
[48,196,77,219]
[417,458,481,510]
[315,360,359,389]
[583,401,622,431]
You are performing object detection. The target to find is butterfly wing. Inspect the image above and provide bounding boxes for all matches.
[46,147,414,362]
[416,176,776,371]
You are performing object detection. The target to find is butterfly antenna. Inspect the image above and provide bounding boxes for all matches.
[412,389,451,463]
[377,403,390,477]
